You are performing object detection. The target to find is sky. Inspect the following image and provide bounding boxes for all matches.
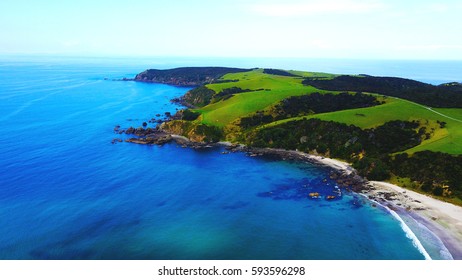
[1,0,461,59]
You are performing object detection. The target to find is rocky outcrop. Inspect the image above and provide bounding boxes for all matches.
[126,133,173,145]
[122,126,173,145]
[160,120,223,143]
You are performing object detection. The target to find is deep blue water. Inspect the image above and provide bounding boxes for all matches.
[1,56,459,260]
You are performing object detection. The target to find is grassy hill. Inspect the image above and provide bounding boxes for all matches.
[179,68,462,155]
[198,69,336,127]
[137,67,462,204]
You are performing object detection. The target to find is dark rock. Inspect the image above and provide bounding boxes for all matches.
[111,138,123,144]
[383,192,396,200]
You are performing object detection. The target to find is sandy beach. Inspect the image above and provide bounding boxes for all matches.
[368,181,462,259]
[274,149,462,259]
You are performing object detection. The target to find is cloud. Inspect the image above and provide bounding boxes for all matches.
[249,0,384,17]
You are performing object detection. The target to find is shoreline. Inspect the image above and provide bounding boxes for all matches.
[368,181,462,259]
[251,147,462,260]
[259,147,462,260]
[261,147,462,260]
[210,143,462,260]
[124,130,462,259]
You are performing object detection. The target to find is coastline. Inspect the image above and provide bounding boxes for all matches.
[191,141,462,260]
[124,128,462,259]
[368,181,462,259]
[257,147,462,260]
[266,148,462,260]
[278,148,462,260]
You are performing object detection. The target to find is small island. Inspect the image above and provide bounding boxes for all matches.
[124,66,462,258]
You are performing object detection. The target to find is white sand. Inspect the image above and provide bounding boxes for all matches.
[292,152,355,174]
[370,181,462,259]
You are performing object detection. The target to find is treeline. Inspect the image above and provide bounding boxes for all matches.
[178,109,201,121]
[245,118,462,200]
[134,67,250,86]
[211,87,260,103]
[303,75,462,108]
[246,119,424,159]
[182,86,215,107]
[273,92,381,119]
[392,152,462,198]
[239,92,381,129]
[181,86,261,107]
[263,68,300,77]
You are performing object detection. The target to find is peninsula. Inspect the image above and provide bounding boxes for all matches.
[126,66,462,258]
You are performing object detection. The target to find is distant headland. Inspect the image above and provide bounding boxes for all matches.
[134,67,251,86]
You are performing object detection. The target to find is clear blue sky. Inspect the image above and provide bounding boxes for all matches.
[1,0,461,59]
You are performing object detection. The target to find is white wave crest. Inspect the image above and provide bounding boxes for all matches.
[385,207,432,260]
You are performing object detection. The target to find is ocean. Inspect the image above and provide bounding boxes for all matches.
[1,56,459,260]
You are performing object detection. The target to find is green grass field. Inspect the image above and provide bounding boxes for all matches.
[197,69,330,126]
[191,68,462,155]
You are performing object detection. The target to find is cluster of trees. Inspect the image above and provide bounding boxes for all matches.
[180,109,201,121]
[239,92,380,129]
[211,87,255,103]
[214,79,240,84]
[239,111,275,129]
[247,118,366,157]
[366,121,423,154]
[303,75,462,108]
[182,86,215,107]
[273,92,381,118]
[391,152,462,198]
[247,119,424,158]
[263,68,300,77]
[183,86,265,107]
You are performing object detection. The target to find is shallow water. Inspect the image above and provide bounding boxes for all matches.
[2,56,458,259]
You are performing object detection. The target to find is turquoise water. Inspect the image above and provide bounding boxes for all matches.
[1,56,458,259]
